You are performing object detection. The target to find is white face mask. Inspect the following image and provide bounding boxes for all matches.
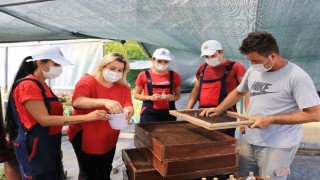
[103,69,123,83]
[154,63,168,71]
[251,56,274,72]
[205,57,220,67]
[42,65,62,79]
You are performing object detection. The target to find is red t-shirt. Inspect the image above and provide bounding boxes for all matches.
[196,60,246,94]
[67,74,133,154]
[135,70,181,109]
[13,75,60,130]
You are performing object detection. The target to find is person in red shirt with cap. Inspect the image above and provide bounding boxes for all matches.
[187,40,247,137]
[67,52,133,180]
[134,48,181,122]
[5,46,108,180]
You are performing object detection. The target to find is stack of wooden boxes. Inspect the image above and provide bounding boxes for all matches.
[122,121,238,180]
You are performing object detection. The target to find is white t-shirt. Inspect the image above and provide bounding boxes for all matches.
[237,62,320,148]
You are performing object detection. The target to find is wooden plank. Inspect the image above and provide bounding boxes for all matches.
[224,111,250,121]
[169,109,254,130]
[122,148,236,180]
[134,136,237,177]
[135,121,236,161]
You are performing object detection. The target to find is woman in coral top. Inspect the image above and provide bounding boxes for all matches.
[67,52,133,180]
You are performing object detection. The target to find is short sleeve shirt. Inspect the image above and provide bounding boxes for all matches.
[237,62,320,148]
[13,75,55,130]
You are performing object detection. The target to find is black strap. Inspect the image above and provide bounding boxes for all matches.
[198,62,236,108]
[9,78,52,131]
[198,63,207,106]
[145,70,153,97]
[219,61,236,104]
[169,71,175,109]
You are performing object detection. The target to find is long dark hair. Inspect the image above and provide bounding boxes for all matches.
[5,57,48,140]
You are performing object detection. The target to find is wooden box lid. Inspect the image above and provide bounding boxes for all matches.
[135,121,237,161]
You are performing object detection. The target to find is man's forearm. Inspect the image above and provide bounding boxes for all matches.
[218,89,245,111]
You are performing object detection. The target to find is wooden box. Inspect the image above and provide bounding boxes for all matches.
[135,135,237,177]
[135,121,237,161]
[122,148,235,180]
[122,148,173,180]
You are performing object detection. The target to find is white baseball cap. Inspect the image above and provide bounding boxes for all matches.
[152,48,172,61]
[27,46,73,66]
[200,40,223,57]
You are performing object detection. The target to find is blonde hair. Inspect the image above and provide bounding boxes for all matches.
[92,52,130,85]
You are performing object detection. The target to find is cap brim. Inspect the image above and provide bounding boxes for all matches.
[32,54,73,66]
[200,49,217,57]
[154,55,171,61]
[52,57,73,66]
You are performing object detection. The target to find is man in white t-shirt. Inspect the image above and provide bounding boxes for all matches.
[200,31,320,180]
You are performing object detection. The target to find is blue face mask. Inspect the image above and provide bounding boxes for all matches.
[251,56,274,72]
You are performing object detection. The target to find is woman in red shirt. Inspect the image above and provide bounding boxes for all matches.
[67,52,133,180]
[5,46,108,180]
[133,48,181,122]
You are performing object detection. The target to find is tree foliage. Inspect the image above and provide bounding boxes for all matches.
[104,41,148,60]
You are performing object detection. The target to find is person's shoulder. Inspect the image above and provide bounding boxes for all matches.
[287,62,310,77]
[136,70,148,79]
[228,60,245,66]
[196,63,207,71]
[82,73,94,80]
[79,74,95,82]
[76,74,97,87]
[139,70,150,75]
[288,62,303,70]
[198,62,206,68]
[171,71,181,77]
[227,60,246,71]
[16,75,42,89]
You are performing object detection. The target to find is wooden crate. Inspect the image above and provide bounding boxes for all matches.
[122,148,174,180]
[134,135,237,177]
[122,148,235,180]
[169,109,254,130]
[135,121,237,161]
